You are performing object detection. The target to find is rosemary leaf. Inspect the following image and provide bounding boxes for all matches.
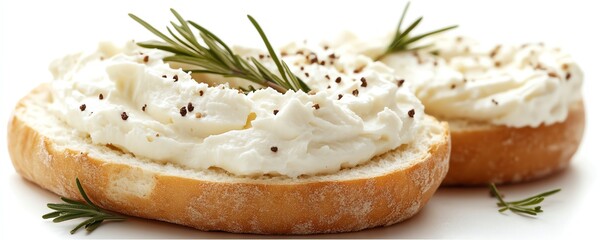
[489,183,560,216]
[377,2,457,60]
[129,10,310,93]
[43,178,126,234]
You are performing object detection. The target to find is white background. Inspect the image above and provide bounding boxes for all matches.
[1,0,602,238]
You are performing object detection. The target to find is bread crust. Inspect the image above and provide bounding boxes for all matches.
[8,85,450,234]
[443,100,585,186]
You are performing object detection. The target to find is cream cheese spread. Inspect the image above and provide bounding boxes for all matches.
[48,41,423,177]
[334,33,583,128]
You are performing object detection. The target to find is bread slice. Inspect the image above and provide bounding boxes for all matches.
[7,84,450,234]
[443,100,584,186]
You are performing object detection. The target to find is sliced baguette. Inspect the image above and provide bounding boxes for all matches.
[443,100,585,185]
[7,84,450,234]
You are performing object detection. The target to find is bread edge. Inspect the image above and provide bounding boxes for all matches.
[7,84,451,234]
[443,100,585,185]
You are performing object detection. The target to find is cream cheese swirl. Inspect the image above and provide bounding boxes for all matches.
[48,41,423,177]
[334,33,583,127]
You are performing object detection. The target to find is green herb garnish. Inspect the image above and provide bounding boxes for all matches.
[129,9,310,93]
[43,178,126,234]
[489,183,561,216]
[376,2,458,60]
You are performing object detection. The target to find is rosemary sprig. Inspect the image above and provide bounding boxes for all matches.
[489,183,561,216]
[129,9,310,93]
[43,178,126,234]
[376,2,458,60]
